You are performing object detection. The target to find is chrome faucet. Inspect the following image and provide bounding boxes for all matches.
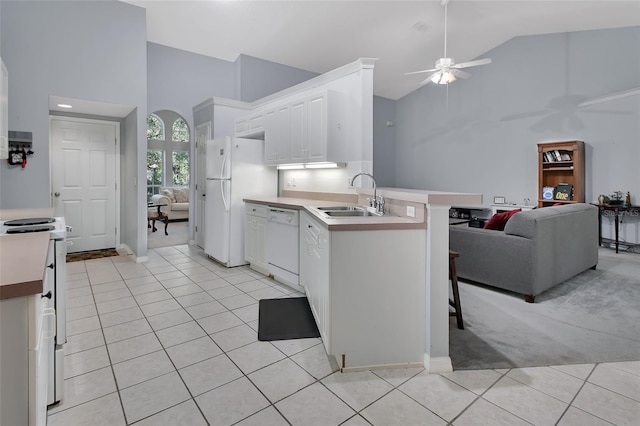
[350,172,384,214]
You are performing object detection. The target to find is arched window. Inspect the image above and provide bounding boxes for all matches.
[146,111,191,199]
[147,113,164,140]
[172,117,189,142]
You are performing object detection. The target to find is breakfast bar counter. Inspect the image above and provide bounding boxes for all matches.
[246,189,482,372]
[0,228,51,300]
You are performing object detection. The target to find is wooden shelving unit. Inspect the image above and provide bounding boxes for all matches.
[537,140,585,208]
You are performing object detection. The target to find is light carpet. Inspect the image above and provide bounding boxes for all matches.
[147,220,189,249]
[449,248,640,370]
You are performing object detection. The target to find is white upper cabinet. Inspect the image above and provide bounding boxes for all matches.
[262,90,346,166]
[264,104,291,166]
[306,93,327,163]
[289,98,306,162]
[234,111,264,138]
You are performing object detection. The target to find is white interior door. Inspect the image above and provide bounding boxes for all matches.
[195,122,210,249]
[50,117,119,253]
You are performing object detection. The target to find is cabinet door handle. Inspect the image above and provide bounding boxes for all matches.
[47,263,54,269]
[42,291,52,299]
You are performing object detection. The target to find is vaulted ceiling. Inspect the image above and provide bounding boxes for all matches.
[121,0,640,100]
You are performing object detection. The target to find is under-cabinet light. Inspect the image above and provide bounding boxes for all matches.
[57,104,73,109]
[277,164,305,170]
[304,162,346,169]
[277,162,346,170]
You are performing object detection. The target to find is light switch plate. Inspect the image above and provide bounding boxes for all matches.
[406,205,416,217]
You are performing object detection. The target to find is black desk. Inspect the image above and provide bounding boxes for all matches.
[595,204,640,253]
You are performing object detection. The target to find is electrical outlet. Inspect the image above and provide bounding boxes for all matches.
[347,177,354,188]
[406,205,416,217]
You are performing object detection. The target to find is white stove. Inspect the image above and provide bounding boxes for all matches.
[1,216,68,407]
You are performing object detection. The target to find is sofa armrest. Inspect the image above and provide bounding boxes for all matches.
[450,226,535,296]
[150,194,171,212]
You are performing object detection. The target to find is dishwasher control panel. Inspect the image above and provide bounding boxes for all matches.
[267,208,299,225]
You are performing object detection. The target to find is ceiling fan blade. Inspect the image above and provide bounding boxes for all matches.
[404,68,438,76]
[451,69,471,79]
[419,72,439,86]
[453,58,492,69]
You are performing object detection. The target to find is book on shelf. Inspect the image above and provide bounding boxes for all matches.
[554,183,573,201]
[542,186,555,200]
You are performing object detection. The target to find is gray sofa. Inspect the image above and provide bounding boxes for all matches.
[449,203,598,302]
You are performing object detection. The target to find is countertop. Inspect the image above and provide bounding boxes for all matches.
[244,197,425,231]
[0,232,50,300]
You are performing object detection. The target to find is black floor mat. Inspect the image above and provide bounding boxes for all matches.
[258,297,320,341]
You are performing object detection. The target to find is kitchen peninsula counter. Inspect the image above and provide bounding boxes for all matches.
[0,232,50,299]
[0,208,55,300]
[245,189,483,372]
[243,197,425,231]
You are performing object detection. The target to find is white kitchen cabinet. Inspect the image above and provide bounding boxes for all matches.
[306,93,327,162]
[299,211,426,369]
[300,212,330,348]
[263,91,346,165]
[234,112,264,138]
[289,98,306,163]
[244,203,269,274]
[264,104,291,166]
[0,241,53,426]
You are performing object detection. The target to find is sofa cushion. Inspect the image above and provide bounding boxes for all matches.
[174,187,189,203]
[172,202,189,211]
[160,188,176,202]
[484,209,521,231]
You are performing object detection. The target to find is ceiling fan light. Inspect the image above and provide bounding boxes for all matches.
[431,70,456,85]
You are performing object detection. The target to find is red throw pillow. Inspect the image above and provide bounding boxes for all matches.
[483,209,522,231]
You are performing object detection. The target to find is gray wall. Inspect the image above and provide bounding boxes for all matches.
[147,42,236,130]
[373,95,396,187]
[396,26,640,242]
[235,54,317,102]
[1,0,147,254]
[396,26,640,201]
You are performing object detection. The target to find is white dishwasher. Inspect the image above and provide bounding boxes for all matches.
[266,207,301,291]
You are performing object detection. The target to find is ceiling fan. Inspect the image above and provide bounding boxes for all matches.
[405,0,492,86]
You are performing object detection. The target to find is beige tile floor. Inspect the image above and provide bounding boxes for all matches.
[48,245,640,425]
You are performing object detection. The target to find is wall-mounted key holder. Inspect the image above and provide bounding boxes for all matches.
[7,131,34,168]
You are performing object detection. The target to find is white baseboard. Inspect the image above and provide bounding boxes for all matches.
[424,354,453,373]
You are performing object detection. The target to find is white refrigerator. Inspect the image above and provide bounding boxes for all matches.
[205,136,277,266]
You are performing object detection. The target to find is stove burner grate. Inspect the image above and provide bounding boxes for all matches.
[3,217,56,226]
[5,225,56,234]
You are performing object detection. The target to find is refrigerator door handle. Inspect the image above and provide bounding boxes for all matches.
[221,180,230,212]
[220,152,228,180]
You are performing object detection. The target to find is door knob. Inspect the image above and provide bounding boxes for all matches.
[54,192,60,197]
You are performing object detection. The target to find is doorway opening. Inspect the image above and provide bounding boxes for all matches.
[147,110,190,248]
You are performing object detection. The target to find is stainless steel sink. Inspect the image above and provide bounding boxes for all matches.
[316,206,364,211]
[323,210,382,217]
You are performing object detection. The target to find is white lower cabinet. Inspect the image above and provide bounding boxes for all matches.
[0,241,53,426]
[300,212,330,349]
[299,211,427,369]
[244,203,269,274]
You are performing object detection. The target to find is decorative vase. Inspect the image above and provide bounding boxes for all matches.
[598,194,605,205]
